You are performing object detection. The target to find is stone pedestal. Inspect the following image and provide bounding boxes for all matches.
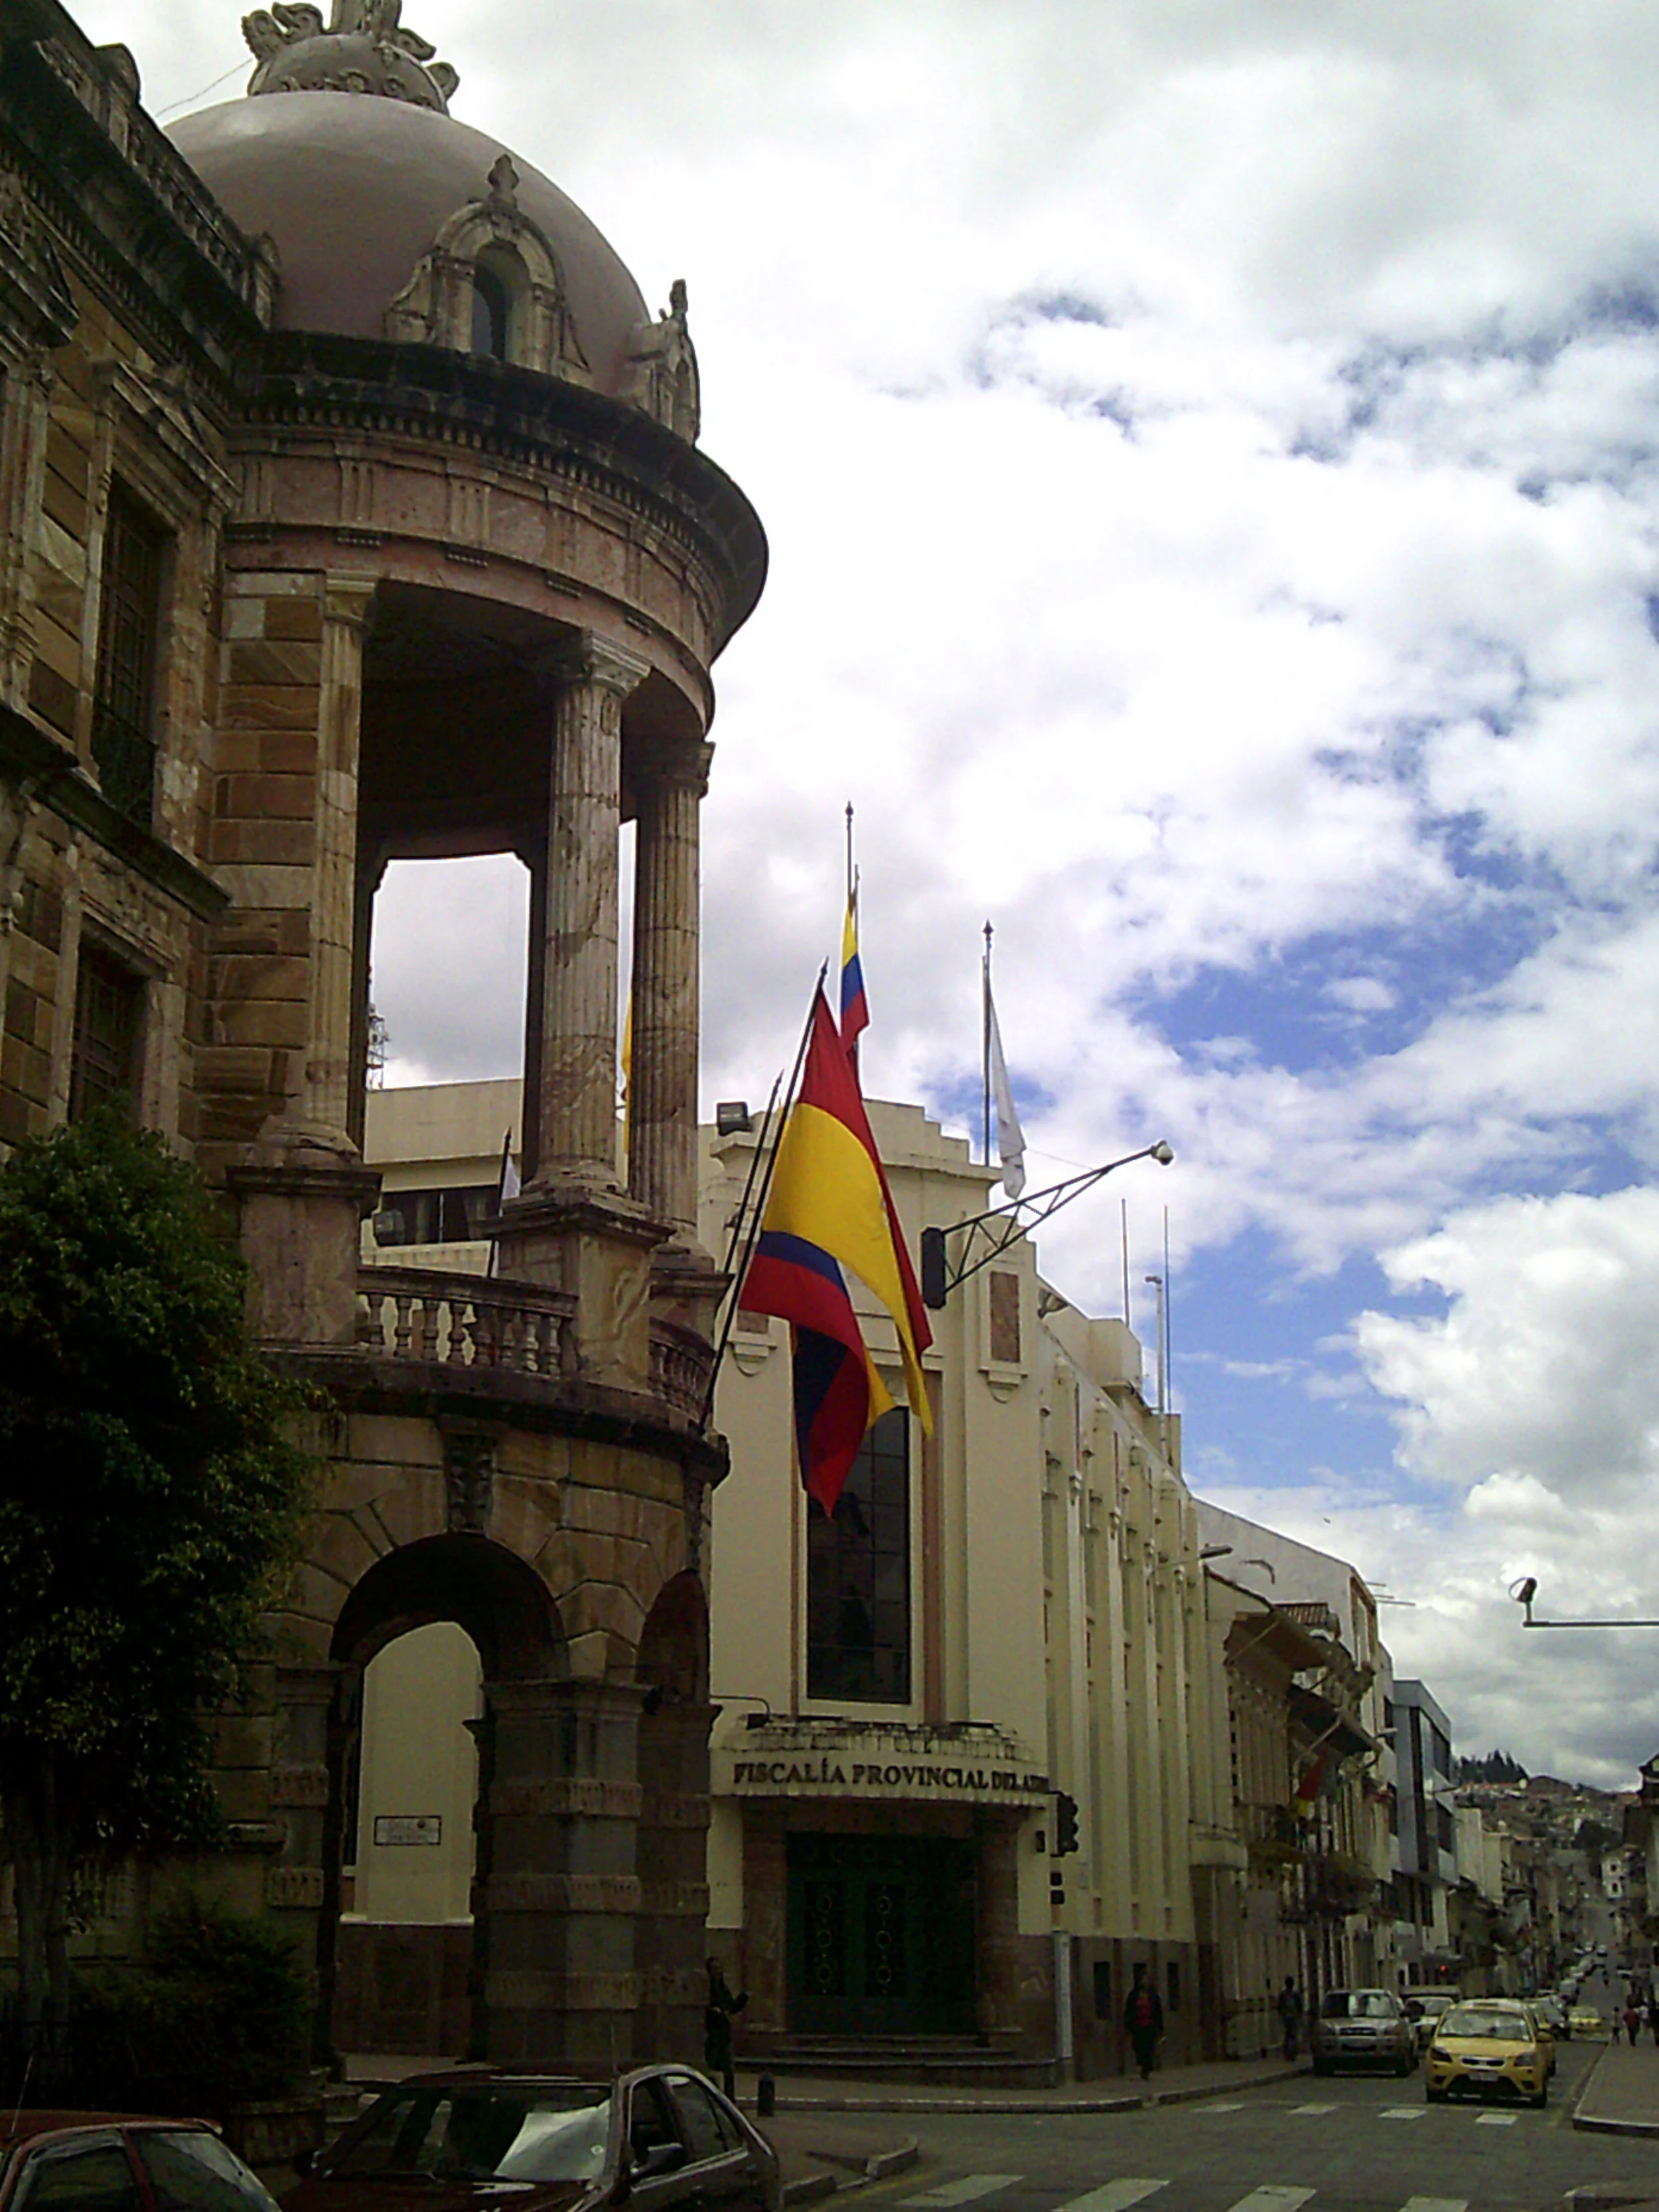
[230,1153,382,1347]
[495,1187,664,1394]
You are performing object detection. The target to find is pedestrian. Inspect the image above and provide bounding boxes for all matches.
[1123,1964,1165,2083]
[703,1956,748,2101]
[1624,1998,1644,2049]
[1648,1994,1659,2047]
[1275,1975,1304,2062]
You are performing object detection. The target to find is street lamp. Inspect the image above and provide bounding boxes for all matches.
[920,1140,1174,1308]
[1510,1576,1659,1629]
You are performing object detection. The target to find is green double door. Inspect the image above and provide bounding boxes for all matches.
[786,1832,977,2035]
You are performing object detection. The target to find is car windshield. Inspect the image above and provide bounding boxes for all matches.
[331,2087,613,2182]
[1441,2009,1532,2041]
[1417,1996,1451,2015]
[1321,1992,1396,2019]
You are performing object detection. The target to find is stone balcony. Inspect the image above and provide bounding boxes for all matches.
[269,1262,721,1466]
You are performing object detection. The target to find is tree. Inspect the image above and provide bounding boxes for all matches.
[0,1116,313,2059]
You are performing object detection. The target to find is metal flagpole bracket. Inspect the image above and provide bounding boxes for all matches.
[920,1140,1173,1309]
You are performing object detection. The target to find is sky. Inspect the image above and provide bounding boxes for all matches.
[92,0,1659,1787]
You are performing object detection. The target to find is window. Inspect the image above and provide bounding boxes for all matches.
[374,1185,496,1245]
[1167,1959,1181,2014]
[471,263,510,358]
[1092,1960,1112,2020]
[69,940,143,1124]
[14,2136,141,2208]
[92,482,165,824]
[807,1406,910,1702]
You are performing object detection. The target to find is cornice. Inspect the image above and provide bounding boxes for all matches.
[234,333,768,651]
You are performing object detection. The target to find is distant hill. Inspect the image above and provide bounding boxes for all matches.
[1456,1749,1528,1785]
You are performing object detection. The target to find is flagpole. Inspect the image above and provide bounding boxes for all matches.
[982,921,993,1169]
[714,1069,784,1293]
[700,964,828,1431]
[845,801,854,907]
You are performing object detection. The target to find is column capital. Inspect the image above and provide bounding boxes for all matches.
[538,629,652,700]
[632,734,714,796]
[323,572,379,630]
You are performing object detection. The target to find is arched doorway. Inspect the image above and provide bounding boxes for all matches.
[321,1534,567,2061]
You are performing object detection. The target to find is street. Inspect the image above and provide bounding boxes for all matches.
[844,2041,1652,2212]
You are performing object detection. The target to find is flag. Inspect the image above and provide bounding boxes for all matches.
[489,1130,520,1280]
[741,990,933,1512]
[839,890,868,1061]
[985,983,1027,1200]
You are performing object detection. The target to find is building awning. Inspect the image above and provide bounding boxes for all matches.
[1290,1682,1375,1763]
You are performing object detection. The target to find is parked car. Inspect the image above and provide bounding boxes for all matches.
[1402,1990,1455,2053]
[0,2112,279,2209]
[1425,2002,1550,2107]
[1311,1988,1416,2076]
[1569,2004,1607,2037]
[285,2068,782,2212]
[1532,1994,1569,2043]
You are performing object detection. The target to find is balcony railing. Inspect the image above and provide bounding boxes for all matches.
[356,1266,716,1424]
[357,1266,574,1377]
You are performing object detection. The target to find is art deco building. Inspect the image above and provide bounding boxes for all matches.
[0,0,763,2066]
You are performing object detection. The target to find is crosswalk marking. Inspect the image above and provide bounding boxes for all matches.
[902,2178,1023,2208]
[1290,2104,1336,2114]
[1051,2183,1168,2212]
[1224,2190,1313,2212]
[1198,2102,1246,2112]
[1401,2199,1468,2212]
[1380,2107,1425,2121]
[1475,2112,1518,2127]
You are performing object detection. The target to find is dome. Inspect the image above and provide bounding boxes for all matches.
[171,92,651,399]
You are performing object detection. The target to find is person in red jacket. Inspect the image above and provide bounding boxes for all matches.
[1123,1964,1165,2081]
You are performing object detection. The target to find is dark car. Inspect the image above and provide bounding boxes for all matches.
[285,2068,781,2212]
[0,2111,279,2209]
[1310,1988,1416,2076]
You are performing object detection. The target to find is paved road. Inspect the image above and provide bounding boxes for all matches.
[848,2041,1643,2212]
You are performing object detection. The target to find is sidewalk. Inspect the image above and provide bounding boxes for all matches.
[1573,2038,1659,2138]
[737,2053,1311,2116]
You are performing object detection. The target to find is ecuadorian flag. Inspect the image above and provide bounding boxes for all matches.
[741,990,932,1512]
[839,892,868,1061]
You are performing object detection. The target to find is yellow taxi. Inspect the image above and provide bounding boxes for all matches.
[1424,2002,1550,2107]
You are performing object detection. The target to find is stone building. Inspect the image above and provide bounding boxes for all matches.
[0,0,764,2066]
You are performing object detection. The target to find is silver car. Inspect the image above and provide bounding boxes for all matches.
[1311,1987,1417,2076]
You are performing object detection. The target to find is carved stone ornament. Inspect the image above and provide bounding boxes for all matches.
[242,0,459,110]
[443,1426,496,1535]
[622,277,700,444]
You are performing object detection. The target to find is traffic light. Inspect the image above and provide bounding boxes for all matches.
[1054,1791,1080,1857]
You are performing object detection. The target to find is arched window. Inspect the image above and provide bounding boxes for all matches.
[470,261,511,359]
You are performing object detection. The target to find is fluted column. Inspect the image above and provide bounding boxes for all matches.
[629,744,709,1237]
[533,633,649,1193]
[303,577,376,1150]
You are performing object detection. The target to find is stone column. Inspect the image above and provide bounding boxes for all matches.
[476,1678,644,2067]
[0,350,55,712]
[532,632,649,1195]
[628,745,709,1239]
[301,577,375,1149]
[518,836,548,1186]
[632,1700,713,2060]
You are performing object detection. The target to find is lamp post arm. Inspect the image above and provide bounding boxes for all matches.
[921,1141,1173,1307]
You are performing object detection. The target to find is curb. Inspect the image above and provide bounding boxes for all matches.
[765,2065,1310,2117]
[781,2137,920,2203]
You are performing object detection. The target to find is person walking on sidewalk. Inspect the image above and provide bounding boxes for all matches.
[1124,1964,1164,2081]
[703,1958,749,2101]
[1276,1976,1304,2063]
[1647,1993,1659,2046]
[1624,1996,1644,2049]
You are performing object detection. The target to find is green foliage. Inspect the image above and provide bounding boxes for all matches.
[0,1112,314,1853]
[75,1895,311,2110]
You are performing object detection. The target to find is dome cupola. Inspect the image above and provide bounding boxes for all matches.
[171,1,698,433]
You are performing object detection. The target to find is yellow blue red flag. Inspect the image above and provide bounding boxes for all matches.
[741,989,932,1511]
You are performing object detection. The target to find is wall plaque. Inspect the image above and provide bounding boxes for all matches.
[373,1814,443,1847]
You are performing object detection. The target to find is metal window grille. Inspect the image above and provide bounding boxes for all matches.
[69,942,143,1124]
[92,483,165,824]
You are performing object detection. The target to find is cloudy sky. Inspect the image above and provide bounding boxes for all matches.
[95,0,1659,1784]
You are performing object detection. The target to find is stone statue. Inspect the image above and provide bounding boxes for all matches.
[241,0,458,108]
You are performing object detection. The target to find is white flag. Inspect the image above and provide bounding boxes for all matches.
[986,990,1027,1199]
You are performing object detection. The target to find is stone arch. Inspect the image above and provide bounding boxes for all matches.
[632,1569,713,2059]
[315,1535,568,2059]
